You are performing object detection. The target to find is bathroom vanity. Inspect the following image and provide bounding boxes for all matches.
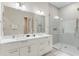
[0,5,52,56]
[0,34,52,56]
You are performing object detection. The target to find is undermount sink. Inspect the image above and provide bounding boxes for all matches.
[25,34,36,37]
[26,35,30,37]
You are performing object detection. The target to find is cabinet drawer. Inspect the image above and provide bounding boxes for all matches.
[4,49,19,56]
[1,42,20,50]
[27,39,38,45]
[19,39,38,47]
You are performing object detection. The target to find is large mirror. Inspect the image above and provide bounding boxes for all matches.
[3,6,45,36]
[35,15,45,33]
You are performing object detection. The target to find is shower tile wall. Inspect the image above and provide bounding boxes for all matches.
[59,3,79,47]
[49,3,79,47]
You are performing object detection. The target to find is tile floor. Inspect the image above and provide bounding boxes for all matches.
[45,43,79,56]
[45,48,71,56]
[53,43,79,56]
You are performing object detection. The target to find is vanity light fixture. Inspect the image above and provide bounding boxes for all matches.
[15,3,22,9]
[40,11,44,15]
[35,10,44,15]
[16,2,23,7]
[35,10,40,14]
[15,2,26,11]
[15,3,20,8]
[21,5,26,11]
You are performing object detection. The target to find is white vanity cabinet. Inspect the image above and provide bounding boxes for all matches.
[19,40,29,56]
[19,39,39,56]
[0,42,20,56]
[20,45,38,56]
[0,35,52,56]
[20,46,29,56]
[28,45,38,56]
[38,36,52,55]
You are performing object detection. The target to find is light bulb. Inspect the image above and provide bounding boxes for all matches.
[21,5,26,10]
[35,10,40,14]
[40,11,44,15]
[15,3,19,8]
[35,10,44,15]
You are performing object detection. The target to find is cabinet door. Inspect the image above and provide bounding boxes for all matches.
[28,45,38,56]
[20,46,29,56]
[38,37,52,56]
[39,42,48,56]
[48,38,52,47]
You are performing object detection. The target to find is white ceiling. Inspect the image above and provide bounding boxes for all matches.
[50,2,74,8]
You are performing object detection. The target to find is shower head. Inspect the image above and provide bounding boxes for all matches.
[53,16,60,19]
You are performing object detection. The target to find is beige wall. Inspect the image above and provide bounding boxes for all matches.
[3,6,34,35]
[3,2,59,36]
[3,2,49,34]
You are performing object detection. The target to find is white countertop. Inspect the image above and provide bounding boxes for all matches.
[0,34,52,44]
